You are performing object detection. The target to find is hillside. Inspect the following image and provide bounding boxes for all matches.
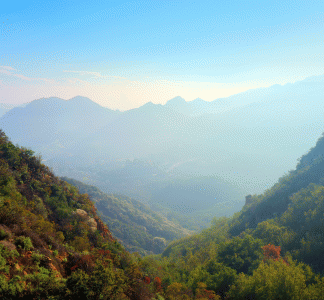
[139,131,324,299]
[61,177,192,255]
[0,130,161,299]
[49,158,245,230]
[230,132,324,236]
[0,103,17,118]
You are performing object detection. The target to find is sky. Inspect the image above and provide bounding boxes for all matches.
[1,0,324,110]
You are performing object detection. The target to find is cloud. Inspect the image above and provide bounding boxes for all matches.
[63,70,103,78]
[0,66,16,71]
[0,66,55,83]
[63,70,127,80]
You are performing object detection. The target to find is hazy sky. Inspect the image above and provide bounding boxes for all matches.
[1,0,324,110]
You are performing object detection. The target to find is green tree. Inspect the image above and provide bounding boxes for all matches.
[227,257,321,300]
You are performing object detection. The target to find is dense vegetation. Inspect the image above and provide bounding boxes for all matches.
[61,177,191,255]
[0,130,165,299]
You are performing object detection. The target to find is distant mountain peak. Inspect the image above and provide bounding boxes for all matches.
[165,96,186,106]
[69,95,93,102]
[137,101,164,113]
[301,74,324,83]
[190,98,206,106]
[190,98,205,103]
[68,96,106,108]
[142,101,155,107]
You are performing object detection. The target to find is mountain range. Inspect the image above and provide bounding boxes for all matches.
[2,74,324,229]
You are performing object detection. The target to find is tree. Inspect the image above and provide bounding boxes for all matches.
[227,258,320,300]
[262,244,281,261]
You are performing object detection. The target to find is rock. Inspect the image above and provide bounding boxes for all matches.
[74,209,97,232]
[87,217,98,232]
[75,209,88,218]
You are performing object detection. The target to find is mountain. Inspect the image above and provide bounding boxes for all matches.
[3,75,324,230]
[163,84,294,117]
[2,85,324,298]
[67,101,192,160]
[60,75,324,192]
[0,96,121,157]
[61,177,192,255]
[140,131,324,299]
[230,131,324,236]
[0,130,159,299]
[0,103,17,117]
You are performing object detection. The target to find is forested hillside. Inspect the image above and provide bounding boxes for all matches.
[61,177,192,255]
[139,132,324,299]
[58,161,245,231]
[0,130,164,299]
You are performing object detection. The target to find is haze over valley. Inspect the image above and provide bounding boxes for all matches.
[2,1,324,299]
[1,74,324,229]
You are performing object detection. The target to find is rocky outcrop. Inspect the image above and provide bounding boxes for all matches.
[74,209,98,232]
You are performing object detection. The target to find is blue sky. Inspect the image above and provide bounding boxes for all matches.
[1,0,324,109]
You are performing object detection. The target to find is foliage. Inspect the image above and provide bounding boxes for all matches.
[0,229,8,240]
[262,244,281,261]
[66,258,127,300]
[62,177,191,255]
[227,258,322,300]
[0,130,154,299]
[14,236,34,251]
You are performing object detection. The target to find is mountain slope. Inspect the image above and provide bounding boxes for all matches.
[61,177,192,255]
[140,131,324,299]
[0,96,121,157]
[0,130,158,299]
[230,132,324,235]
[0,103,17,117]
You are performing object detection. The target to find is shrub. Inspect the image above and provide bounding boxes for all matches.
[31,252,45,264]
[14,236,34,251]
[0,229,8,241]
[69,237,91,253]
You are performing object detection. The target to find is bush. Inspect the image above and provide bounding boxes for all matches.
[0,229,8,240]
[31,252,45,264]
[24,268,66,298]
[14,236,34,251]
